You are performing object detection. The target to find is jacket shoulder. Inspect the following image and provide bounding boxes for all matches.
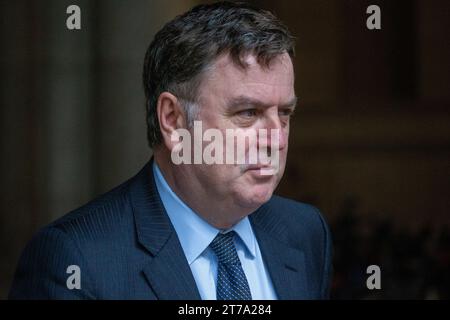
[265,195,333,298]
[9,177,139,299]
[48,179,134,243]
[266,195,329,234]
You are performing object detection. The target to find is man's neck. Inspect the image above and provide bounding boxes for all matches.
[153,151,254,229]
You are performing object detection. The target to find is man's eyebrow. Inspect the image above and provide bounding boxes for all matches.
[226,95,298,110]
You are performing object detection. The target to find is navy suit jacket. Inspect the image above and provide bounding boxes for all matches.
[9,160,333,299]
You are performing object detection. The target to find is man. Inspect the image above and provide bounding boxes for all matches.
[9,2,332,300]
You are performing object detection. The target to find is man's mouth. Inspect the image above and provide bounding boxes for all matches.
[245,164,271,171]
[242,164,279,176]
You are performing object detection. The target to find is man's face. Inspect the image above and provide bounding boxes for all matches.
[185,52,295,211]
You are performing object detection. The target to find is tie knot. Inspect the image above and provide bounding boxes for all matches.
[209,231,240,265]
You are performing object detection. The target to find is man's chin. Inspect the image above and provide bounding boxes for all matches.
[237,188,274,210]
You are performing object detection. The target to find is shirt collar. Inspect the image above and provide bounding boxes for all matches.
[152,161,256,264]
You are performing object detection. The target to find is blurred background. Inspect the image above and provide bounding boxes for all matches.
[0,0,449,299]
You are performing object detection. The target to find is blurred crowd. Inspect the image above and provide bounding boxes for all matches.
[330,199,450,300]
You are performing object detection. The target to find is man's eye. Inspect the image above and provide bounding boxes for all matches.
[279,109,293,117]
[237,109,257,117]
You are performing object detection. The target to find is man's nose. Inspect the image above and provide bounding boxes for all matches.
[257,112,288,151]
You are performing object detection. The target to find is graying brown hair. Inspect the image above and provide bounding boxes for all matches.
[142,1,295,148]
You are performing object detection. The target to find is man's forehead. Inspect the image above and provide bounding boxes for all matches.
[201,52,295,93]
[211,52,293,74]
[226,95,298,110]
[195,52,295,110]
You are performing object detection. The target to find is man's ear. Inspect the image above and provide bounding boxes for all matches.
[157,92,186,150]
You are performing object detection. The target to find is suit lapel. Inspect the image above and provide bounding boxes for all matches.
[129,160,201,300]
[142,232,202,300]
[250,204,311,300]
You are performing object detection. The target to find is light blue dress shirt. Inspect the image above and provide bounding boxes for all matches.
[152,162,278,300]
